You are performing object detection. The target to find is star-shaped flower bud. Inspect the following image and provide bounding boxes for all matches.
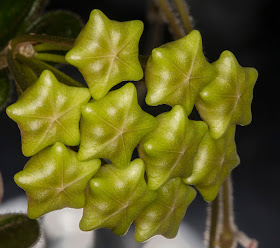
[14,142,101,219]
[196,50,258,139]
[6,70,91,157]
[79,159,157,235]
[134,178,196,242]
[65,9,144,100]
[78,83,157,168]
[138,105,208,190]
[185,126,240,201]
[145,30,216,115]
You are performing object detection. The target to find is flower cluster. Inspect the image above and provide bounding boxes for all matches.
[6,9,257,242]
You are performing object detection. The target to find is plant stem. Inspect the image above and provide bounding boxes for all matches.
[9,34,75,52]
[157,0,185,39]
[236,231,258,248]
[15,54,83,87]
[208,194,220,248]
[207,176,259,248]
[222,176,234,233]
[219,176,237,248]
[173,0,193,34]
[156,0,193,39]
[34,53,69,64]
[207,176,236,248]
[33,43,70,52]
[20,64,38,86]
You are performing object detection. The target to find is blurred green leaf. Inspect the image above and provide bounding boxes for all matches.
[0,213,40,248]
[19,0,49,32]
[0,0,48,50]
[26,10,84,38]
[0,69,10,110]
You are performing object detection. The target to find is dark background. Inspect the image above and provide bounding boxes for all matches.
[0,0,279,247]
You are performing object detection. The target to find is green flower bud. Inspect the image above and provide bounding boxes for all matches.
[134,178,196,242]
[185,126,240,201]
[138,105,207,190]
[145,30,216,115]
[78,83,157,168]
[196,50,258,139]
[14,142,101,219]
[66,9,144,100]
[6,70,91,157]
[80,159,157,236]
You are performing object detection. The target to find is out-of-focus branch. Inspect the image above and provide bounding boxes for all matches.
[173,0,193,34]
[154,0,193,39]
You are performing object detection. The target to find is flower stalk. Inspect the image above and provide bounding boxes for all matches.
[156,0,193,39]
[207,177,258,248]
